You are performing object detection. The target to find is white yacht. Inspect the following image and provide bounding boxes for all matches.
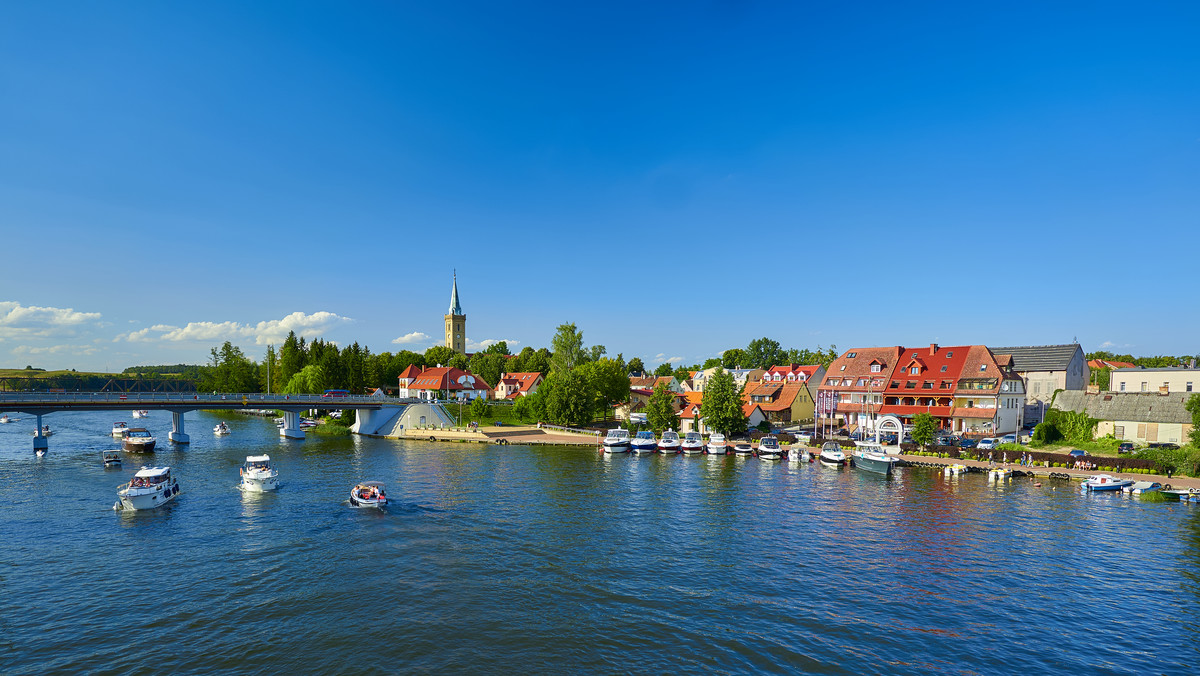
[239,455,279,492]
[851,441,901,476]
[122,428,156,453]
[349,481,387,508]
[111,421,129,438]
[757,435,783,460]
[819,442,846,466]
[706,433,728,455]
[132,410,149,419]
[115,466,180,511]
[0,413,15,424]
[658,430,681,454]
[631,430,657,454]
[602,428,631,453]
[214,421,231,436]
[680,432,704,454]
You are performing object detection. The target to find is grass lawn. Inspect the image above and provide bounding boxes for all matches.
[446,402,529,427]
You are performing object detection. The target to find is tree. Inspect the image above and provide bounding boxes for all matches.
[260,345,278,393]
[745,337,785,370]
[1187,394,1200,448]
[646,382,680,434]
[721,348,749,370]
[627,357,646,376]
[483,340,511,356]
[577,358,629,422]
[673,365,692,382]
[701,357,722,369]
[448,353,469,370]
[282,364,327,394]
[424,345,456,367]
[653,362,674,377]
[525,348,552,376]
[542,370,594,426]
[513,394,532,422]
[469,352,507,392]
[550,322,587,373]
[588,344,606,362]
[470,395,488,420]
[911,413,937,448]
[700,368,746,437]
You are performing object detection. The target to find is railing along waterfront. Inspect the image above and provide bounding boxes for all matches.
[0,392,412,406]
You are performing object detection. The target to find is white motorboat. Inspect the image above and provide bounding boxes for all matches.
[1081,474,1133,492]
[31,425,53,437]
[944,464,969,476]
[122,428,156,453]
[132,410,149,419]
[602,428,631,453]
[658,430,681,454]
[112,421,129,438]
[35,447,47,457]
[733,441,754,456]
[680,432,704,454]
[852,442,901,476]
[0,413,15,424]
[631,431,657,454]
[102,450,122,467]
[349,481,387,508]
[988,467,1013,481]
[706,433,728,455]
[115,466,180,511]
[757,435,783,460]
[819,442,846,466]
[789,448,812,463]
[239,455,279,492]
[214,421,231,436]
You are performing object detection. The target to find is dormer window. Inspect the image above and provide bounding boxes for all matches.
[871,364,881,373]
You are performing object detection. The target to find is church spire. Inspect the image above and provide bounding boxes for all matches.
[448,270,463,316]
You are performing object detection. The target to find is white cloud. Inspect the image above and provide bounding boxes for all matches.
[652,353,683,364]
[1098,341,1133,350]
[392,331,430,345]
[117,311,350,346]
[11,343,99,356]
[467,338,520,352]
[0,301,103,340]
[664,356,684,364]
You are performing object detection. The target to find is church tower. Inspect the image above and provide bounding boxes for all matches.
[444,272,466,354]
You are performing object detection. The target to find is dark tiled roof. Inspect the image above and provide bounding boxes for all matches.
[989,344,1081,372]
[1054,390,1192,424]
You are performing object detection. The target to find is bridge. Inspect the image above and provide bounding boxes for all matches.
[0,391,415,451]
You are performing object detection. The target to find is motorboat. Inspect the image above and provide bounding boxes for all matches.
[122,428,156,453]
[706,433,728,455]
[112,421,129,438]
[757,435,783,460]
[733,441,754,456]
[852,442,900,476]
[214,421,231,436]
[944,464,969,476]
[631,431,658,454]
[1123,481,1162,495]
[114,466,180,511]
[239,455,279,492]
[1163,487,1200,503]
[102,450,122,467]
[681,432,704,454]
[132,410,149,419]
[789,448,812,463]
[31,425,53,437]
[349,481,387,508]
[819,442,846,466]
[0,414,15,424]
[1081,474,1133,492]
[35,447,47,458]
[602,428,631,453]
[658,430,681,454]
[988,468,1013,481]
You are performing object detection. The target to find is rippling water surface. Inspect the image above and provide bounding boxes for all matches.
[2,411,1199,674]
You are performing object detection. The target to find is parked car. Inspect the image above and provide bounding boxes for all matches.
[957,438,977,449]
[977,438,999,450]
[934,435,959,447]
[1068,449,1087,458]
[1118,442,1135,454]
[1148,442,1180,450]
[999,434,1017,444]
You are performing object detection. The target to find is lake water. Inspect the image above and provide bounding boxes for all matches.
[2,410,1198,674]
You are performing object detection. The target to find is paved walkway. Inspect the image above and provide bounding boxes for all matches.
[892,452,1200,489]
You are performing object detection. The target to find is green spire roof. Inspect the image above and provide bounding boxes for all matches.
[449,272,463,315]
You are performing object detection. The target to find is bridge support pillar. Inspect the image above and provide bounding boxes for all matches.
[33,414,48,454]
[169,411,190,444]
[279,410,305,440]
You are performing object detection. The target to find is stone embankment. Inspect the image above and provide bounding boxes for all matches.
[377,424,600,446]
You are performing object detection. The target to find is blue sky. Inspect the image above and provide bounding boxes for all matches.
[2,1,1197,371]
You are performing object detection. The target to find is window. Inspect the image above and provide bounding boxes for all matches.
[910,367,919,375]
[946,351,953,357]
[941,381,951,389]
[1163,381,1170,391]
[1141,382,1147,392]
[847,352,856,358]
[1115,425,1124,439]
[912,353,918,359]
[871,364,881,373]
[905,381,916,389]
[1119,382,1125,392]
[1188,382,1193,392]
[840,365,845,371]
[856,378,866,386]
[979,365,987,372]
[891,381,899,388]
[922,382,933,389]
[828,379,840,386]
[941,366,948,372]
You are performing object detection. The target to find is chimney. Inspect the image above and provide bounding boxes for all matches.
[929,343,938,356]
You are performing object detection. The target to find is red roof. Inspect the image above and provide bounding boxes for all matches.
[1088,359,1136,370]
[953,408,996,419]
[407,367,492,392]
[886,345,971,394]
[764,364,821,382]
[398,364,422,380]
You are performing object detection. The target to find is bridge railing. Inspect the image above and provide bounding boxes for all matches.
[0,392,415,406]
